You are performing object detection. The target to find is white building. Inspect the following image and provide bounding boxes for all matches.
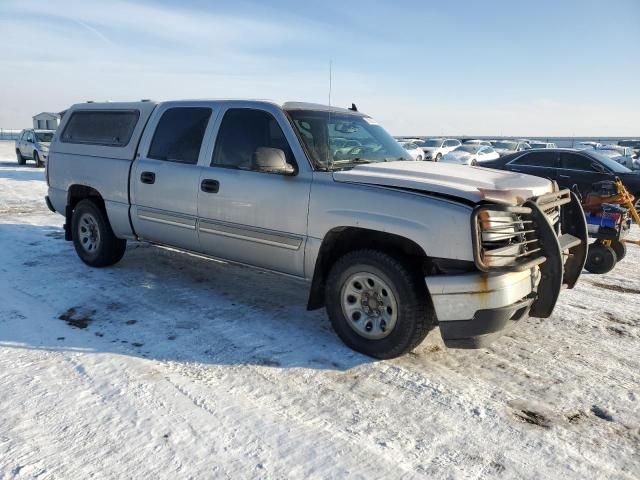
[33,112,61,130]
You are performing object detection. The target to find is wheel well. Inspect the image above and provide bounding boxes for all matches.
[307,227,430,310]
[65,185,105,240]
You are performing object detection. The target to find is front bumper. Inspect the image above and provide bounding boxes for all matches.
[426,189,588,349]
[426,269,539,348]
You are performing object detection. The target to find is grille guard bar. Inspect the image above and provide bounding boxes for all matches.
[471,189,588,318]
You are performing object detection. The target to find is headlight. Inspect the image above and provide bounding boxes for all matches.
[471,205,542,271]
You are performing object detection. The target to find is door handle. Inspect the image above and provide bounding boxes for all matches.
[140,171,156,184]
[201,179,220,193]
[559,174,570,179]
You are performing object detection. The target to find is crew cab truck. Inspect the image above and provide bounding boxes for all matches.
[45,100,588,359]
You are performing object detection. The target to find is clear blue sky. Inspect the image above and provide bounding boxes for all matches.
[0,0,638,135]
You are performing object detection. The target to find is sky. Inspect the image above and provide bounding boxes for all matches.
[0,0,638,136]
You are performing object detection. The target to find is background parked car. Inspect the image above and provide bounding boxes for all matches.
[574,141,601,150]
[463,139,493,146]
[481,148,640,209]
[491,140,531,156]
[397,141,424,160]
[597,145,638,170]
[618,139,640,157]
[15,129,54,167]
[528,142,557,149]
[415,138,461,161]
[440,144,499,165]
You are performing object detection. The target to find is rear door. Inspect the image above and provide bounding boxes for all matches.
[131,104,216,252]
[506,151,558,180]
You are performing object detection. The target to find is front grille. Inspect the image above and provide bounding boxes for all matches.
[472,189,572,272]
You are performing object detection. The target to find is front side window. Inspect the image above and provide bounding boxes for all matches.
[559,153,593,171]
[61,110,139,147]
[148,107,212,164]
[287,110,411,170]
[212,109,294,170]
[26,132,33,142]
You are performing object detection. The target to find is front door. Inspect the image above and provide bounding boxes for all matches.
[21,130,34,157]
[557,152,610,198]
[197,107,311,276]
[131,106,214,252]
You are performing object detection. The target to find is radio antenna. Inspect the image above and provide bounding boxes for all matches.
[328,60,332,107]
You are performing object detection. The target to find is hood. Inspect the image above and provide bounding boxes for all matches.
[444,150,472,159]
[332,161,553,205]
[494,148,516,156]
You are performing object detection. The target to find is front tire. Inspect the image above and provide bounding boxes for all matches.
[416,155,423,161]
[16,149,25,165]
[584,243,617,274]
[72,199,126,267]
[610,240,627,262]
[435,153,442,162]
[33,151,43,168]
[325,249,435,359]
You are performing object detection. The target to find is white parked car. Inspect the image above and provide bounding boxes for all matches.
[463,139,492,146]
[397,141,423,161]
[491,140,531,157]
[574,141,601,150]
[441,144,500,165]
[528,142,557,149]
[15,129,55,167]
[596,145,638,169]
[415,138,461,161]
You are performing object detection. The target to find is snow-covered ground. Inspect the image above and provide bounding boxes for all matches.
[0,139,638,479]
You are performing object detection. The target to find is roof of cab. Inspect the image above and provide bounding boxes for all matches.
[66,99,365,116]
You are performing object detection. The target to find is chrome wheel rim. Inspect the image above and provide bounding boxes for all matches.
[78,213,100,253]
[340,271,398,340]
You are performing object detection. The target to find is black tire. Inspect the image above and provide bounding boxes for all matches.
[584,243,617,274]
[16,149,25,165]
[435,153,442,162]
[416,155,423,161]
[33,151,43,168]
[72,199,126,267]
[610,240,627,262]
[325,249,435,359]
[470,159,478,166]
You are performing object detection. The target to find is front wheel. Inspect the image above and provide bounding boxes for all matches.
[72,199,127,267]
[434,153,442,162]
[325,249,435,359]
[33,151,43,168]
[584,243,617,274]
[416,155,423,161]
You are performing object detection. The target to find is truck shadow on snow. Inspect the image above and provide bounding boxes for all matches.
[1,223,373,371]
[0,161,45,181]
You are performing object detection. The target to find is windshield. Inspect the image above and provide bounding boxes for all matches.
[584,151,632,173]
[35,132,54,142]
[287,110,412,170]
[493,141,517,150]
[454,145,480,153]
[418,139,443,147]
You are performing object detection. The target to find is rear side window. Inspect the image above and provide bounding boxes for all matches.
[148,107,212,164]
[61,110,139,147]
[512,152,556,167]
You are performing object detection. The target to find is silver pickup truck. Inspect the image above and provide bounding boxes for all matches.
[45,100,588,358]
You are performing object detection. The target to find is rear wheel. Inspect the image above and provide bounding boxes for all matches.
[584,243,617,274]
[416,155,423,161]
[16,149,25,165]
[33,151,43,168]
[435,153,442,162]
[72,199,126,267]
[325,249,435,359]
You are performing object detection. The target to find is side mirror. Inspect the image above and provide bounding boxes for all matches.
[253,147,295,175]
[591,162,606,173]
